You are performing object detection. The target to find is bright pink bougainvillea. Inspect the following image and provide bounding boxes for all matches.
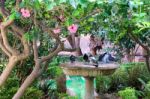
[68,24,78,34]
[20,8,30,18]
[53,28,61,34]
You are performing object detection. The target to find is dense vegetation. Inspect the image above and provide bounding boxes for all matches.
[0,0,149,98]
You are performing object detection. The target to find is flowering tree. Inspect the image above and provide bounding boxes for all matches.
[0,0,101,98]
[0,0,149,98]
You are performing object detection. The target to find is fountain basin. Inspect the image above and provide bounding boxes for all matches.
[61,62,119,77]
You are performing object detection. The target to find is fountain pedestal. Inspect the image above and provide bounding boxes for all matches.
[85,77,94,99]
[60,62,118,99]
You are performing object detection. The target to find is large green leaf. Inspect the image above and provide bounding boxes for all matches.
[46,2,57,11]
[65,18,73,26]
[34,0,41,10]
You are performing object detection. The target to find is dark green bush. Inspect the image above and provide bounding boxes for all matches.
[0,77,19,99]
[58,93,78,99]
[127,63,150,86]
[0,77,43,99]
[96,75,112,93]
[144,81,150,99]
[22,87,43,99]
[96,62,150,93]
[111,67,129,89]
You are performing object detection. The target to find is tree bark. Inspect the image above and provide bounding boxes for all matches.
[145,55,150,72]
[0,56,17,86]
[143,50,150,72]
[13,61,42,99]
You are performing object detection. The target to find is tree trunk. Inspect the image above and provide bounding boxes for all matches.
[145,55,150,72]
[0,56,17,86]
[12,62,41,99]
[126,49,132,62]
[143,50,150,72]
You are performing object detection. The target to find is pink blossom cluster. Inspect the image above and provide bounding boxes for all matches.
[53,28,61,34]
[20,8,30,18]
[52,24,78,35]
[67,24,78,34]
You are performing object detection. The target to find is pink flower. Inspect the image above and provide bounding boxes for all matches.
[20,8,30,18]
[53,28,61,34]
[68,24,78,34]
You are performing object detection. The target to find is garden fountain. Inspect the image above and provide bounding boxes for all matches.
[60,62,118,99]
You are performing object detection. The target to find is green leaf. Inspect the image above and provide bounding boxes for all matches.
[97,0,104,4]
[46,79,57,90]
[88,17,94,22]
[15,12,21,19]
[23,32,34,42]
[79,0,88,8]
[9,9,21,20]
[9,13,16,20]
[34,0,40,10]
[65,18,73,26]
[59,0,67,3]
[72,10,80,17]
[19,2,25,8]
[46,2,56,11]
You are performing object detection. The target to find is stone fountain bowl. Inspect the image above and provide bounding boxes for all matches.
[60,62,119,77]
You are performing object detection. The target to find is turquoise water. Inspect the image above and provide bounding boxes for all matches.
[66,76,96,99]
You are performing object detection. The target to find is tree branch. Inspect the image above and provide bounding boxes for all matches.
[0,56,18,86]
[33,39,38,60]
[41,44,62,62]
[0,27,19,55]
[75,8,101,24]
[13,60,42,99]
[10,24,30,60]
[0,41,11,57]
[127,26,150,52]
[0,32,11,57]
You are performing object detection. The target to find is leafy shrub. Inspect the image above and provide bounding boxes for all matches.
[143,81,150,99]
[118,87,138,99]
[96,63,150,93]
[111,67,129,89]
[22,87,43,99]
[96,75,112,93]
[0,77,43,99]
[58,93,78,99]
[111,63,150,88]
[127,63,150,86]
[0,77,19,99]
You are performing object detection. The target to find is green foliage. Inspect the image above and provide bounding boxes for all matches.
[58,93,78,99]
[46,79,57,90]
[96,75,112,93]
[127,63,150,86]
[136,22,150,31]
[111,67,129,88]
[0,77,43,99]
[21,87,43,99]
[9,11,21,20]
[37,56,68,98]
[0,78,18,99]
[96,63,150,94]
[118,87,138,99]
[44,56,65,78]
[1,0,150,98]
[144,81,150,99]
